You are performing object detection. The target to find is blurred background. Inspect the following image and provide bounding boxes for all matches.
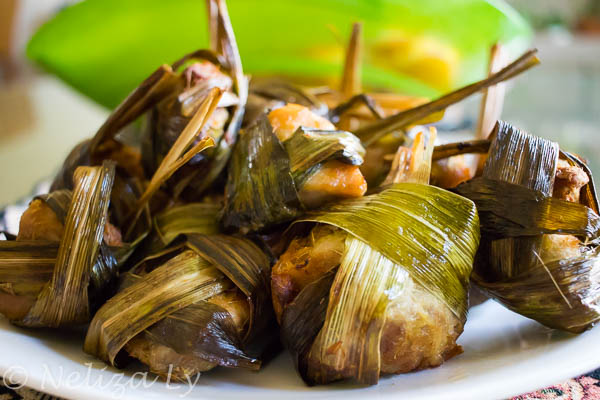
[0,0,599,206]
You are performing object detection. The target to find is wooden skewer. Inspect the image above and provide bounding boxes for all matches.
[205,0,219,53]
[474,43,509,174]
[477,43,508,140]
[340,22,363,99]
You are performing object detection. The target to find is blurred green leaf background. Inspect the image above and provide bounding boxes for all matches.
[27,0,531,109]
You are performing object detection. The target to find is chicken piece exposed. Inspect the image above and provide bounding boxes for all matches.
[430,155,475,189]
[103,222,123,247]
[16,199,63,242]
[380,277,463,374]
[125,289,250,381]
[178,61,237,114]
[298,161,367,208]
[0,290,37,322]
[125,335,217,381]
[553,159,589,203]
[206,107,230,135]
[540,234,583,264]
[268,103,335,142]
[183,61,231,89]
[95,139,145,182]
[272,224,464,376]
[271,225,345,322]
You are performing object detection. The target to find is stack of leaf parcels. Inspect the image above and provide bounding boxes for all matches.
[2,0,598,387]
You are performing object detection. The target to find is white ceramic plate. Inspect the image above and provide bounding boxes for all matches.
[0,300,599,400]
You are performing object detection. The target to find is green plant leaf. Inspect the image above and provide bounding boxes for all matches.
[27,0,531,109]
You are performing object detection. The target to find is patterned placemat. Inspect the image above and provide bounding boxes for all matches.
[512,369,600,400]
[2,369,600,400]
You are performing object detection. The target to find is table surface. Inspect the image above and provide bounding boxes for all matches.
[0,75,107,206]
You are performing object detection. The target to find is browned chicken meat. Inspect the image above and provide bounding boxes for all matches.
[268,103,335,142]
[271,225,345,321]
[430,155,475,189]
[16,199,63,242]
[553,159,589,203]
[94,139,145,182]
